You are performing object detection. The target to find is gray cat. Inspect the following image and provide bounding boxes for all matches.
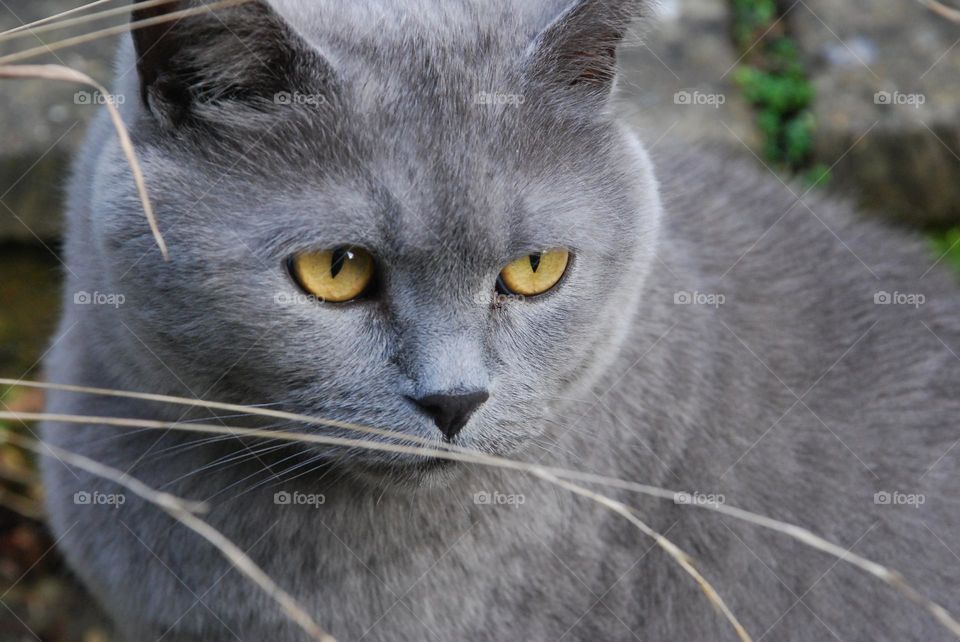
[39,0,960,640]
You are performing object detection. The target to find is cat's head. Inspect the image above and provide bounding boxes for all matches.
[84,0,661,477]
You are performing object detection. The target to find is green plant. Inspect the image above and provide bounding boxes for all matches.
[732,1,958,275]
[730,2,820,173]
[930,227,960,274]
[731,0,778,51]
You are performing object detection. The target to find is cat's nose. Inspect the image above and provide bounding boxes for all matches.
[412,390,489,440]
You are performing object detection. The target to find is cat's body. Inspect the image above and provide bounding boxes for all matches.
[40,1,959,640]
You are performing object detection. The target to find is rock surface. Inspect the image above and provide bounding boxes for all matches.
[619,0,762,151]
[0,0,121,242]
[790,0,960,227]
[1,0,960,241]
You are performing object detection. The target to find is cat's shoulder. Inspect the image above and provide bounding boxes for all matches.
[648,142,949,291]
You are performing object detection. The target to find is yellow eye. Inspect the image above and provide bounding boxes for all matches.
[497,248,570,297]
[289,247,375,303]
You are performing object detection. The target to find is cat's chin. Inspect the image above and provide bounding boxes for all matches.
[347,457,465,490]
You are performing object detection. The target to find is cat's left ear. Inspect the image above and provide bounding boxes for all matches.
[526,0,646,100]
[130,0,336,128]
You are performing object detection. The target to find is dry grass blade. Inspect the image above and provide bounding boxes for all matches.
[0,64,168,260]
[537,471,752,641]
[1,410,751,641]
[0,0,178,44]
[0,429,335,642]
[0,0,113,38]
[0,411,473,457]
[0,378,445,449]
[0,488,43,520]
[2,379,960,638]
[2,1,948,638]
[0,0,252,65]
[1,429,207,514]
[916,0,960,22]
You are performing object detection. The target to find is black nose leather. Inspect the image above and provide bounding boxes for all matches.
[413,391,489,440]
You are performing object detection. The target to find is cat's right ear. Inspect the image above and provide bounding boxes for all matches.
[130,0,185,117]
[525,0,646,108]
[131,0,335,128]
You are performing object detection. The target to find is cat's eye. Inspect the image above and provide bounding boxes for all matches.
[289,247,376,303]
[497,249,570,297]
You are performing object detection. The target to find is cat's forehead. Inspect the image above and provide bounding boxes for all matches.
[131,0,637,263]
[251,2,610,254]
[271,0,549,111]
[269,0,561,52]
[301,150,588,264]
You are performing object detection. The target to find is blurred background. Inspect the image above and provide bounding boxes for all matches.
[0,0,959,639]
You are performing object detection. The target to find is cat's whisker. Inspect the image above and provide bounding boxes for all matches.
[71,417,300,463]
[7,403,960,638]
[266,458,352,504]
[81,425,164,447]
[176,411,290,425]
[159,441,293,492]
[0,378,460,456]
[222,452,342,508]
[527,436,568,459]
[6,412,752,640]
[203,446,309,503]
[253,451,342,493]
[224,449,326,500]
[531,417,594,462]
[0,430,333,642]
[146,433,256,461]
[147,418,303,454]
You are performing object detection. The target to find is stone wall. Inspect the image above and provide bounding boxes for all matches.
[1,0,959,242]
[791,0,960,227]
[0,0,119,242]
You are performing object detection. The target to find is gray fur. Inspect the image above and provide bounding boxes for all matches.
[40,1,960,640]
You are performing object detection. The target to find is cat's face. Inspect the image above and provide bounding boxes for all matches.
[90,0,657,475]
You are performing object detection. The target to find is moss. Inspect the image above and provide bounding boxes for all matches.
[730,3,820,174]
[731,0,779,51]
[803,163,832,188]
[930,228,960,275]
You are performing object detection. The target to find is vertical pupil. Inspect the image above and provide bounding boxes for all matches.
[330,248,350,278]
[529,253,542,273]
